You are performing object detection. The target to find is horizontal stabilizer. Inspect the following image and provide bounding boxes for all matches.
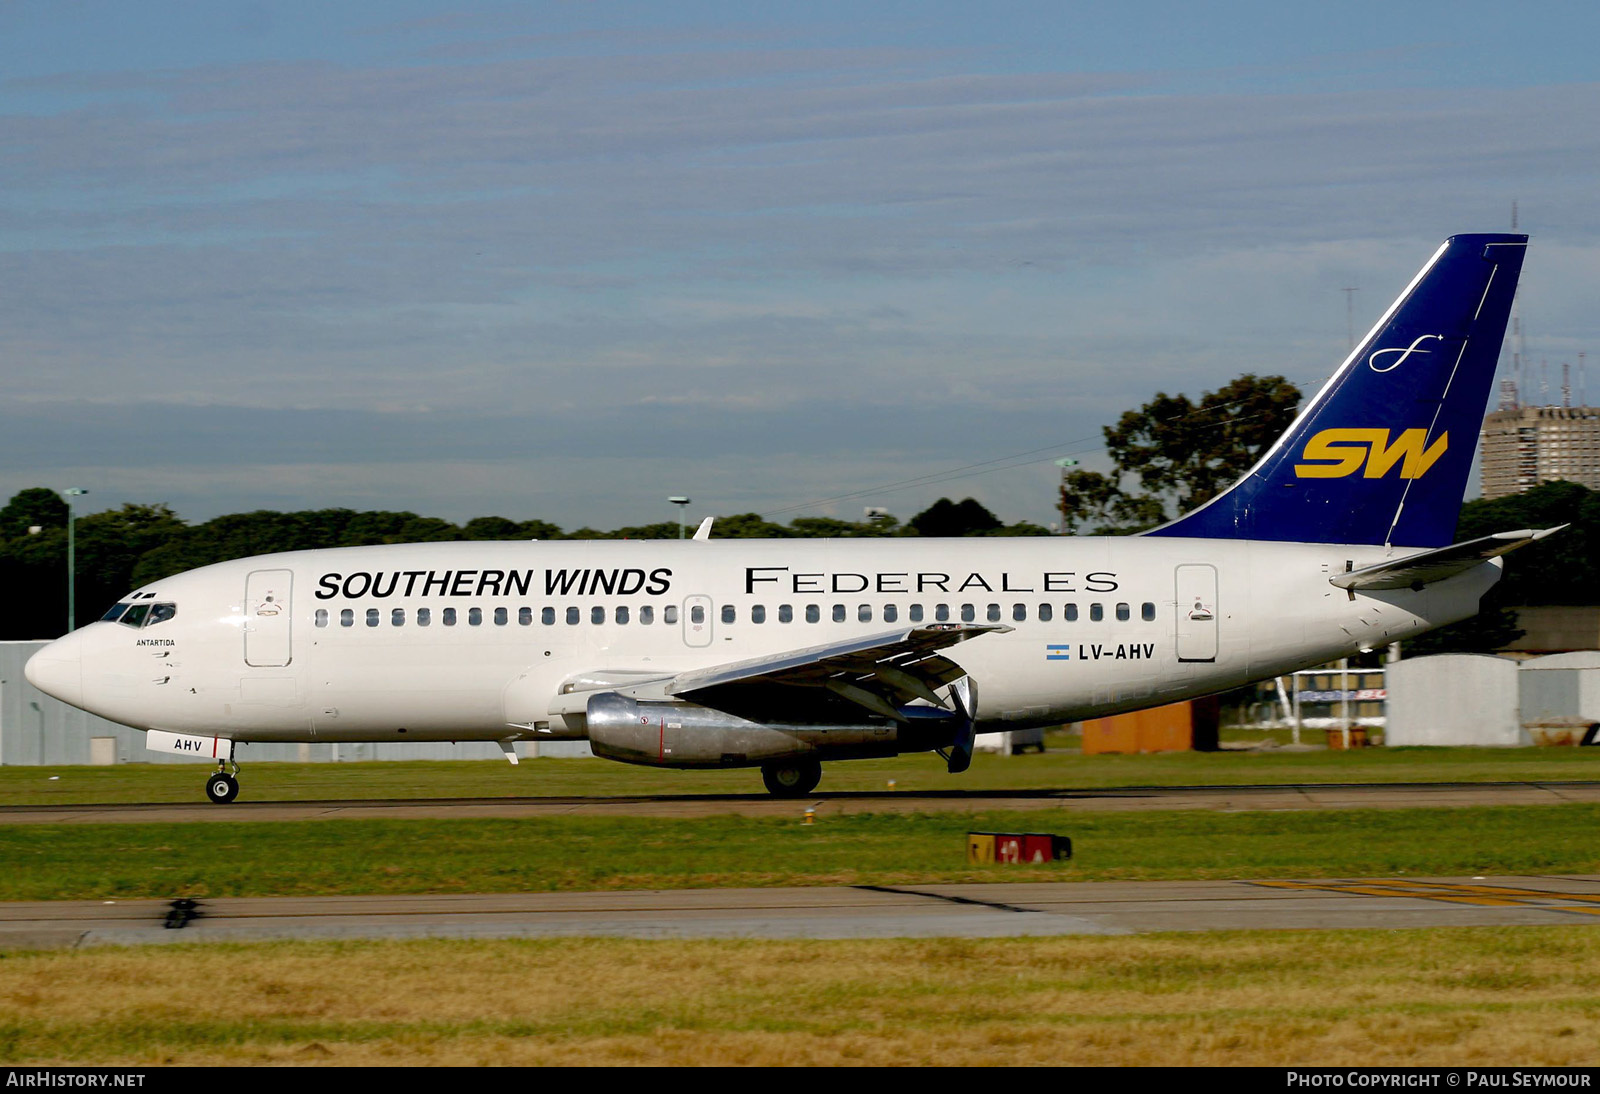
[1330,526,1565,591]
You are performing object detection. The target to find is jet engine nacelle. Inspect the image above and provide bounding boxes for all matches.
[585,691,957,768]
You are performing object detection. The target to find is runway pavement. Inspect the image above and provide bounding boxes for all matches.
[3,779,1599,824]
[4,875,1599,949]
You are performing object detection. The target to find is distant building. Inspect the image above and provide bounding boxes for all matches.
[1388,652,1600,747]
[1481,405,1600,499]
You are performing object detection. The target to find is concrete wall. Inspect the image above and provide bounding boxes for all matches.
[0,641,592,765]
[1386,653,1524,746]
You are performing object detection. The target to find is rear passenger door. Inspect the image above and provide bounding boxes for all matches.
[1174,564,1217,663]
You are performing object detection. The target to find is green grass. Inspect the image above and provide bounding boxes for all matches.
[5,803,1599,901]
[6,745,1600,807]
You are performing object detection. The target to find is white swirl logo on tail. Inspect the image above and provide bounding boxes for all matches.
[1369,334,1444,373]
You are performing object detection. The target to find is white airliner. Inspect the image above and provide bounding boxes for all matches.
[27,233,1552,803]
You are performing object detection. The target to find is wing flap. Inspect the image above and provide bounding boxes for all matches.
[1331,525,1564,591]
[667,623,1008,722]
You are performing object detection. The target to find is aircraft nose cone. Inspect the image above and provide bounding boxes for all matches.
[25,640,83,708]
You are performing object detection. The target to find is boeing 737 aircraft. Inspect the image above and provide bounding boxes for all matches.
[27,233,1552,803]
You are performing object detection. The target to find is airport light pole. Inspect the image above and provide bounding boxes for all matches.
[668,496,691,540]
[63,487,88,632]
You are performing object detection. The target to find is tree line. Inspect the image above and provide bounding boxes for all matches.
[0,489,1048,638]
[6,367,1588,647]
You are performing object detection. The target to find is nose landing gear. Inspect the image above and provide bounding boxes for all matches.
[205,761,240,804]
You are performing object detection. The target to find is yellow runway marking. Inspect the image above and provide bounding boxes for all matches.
[1254,879,1600,912]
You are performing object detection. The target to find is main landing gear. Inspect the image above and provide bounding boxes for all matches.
[205,761,240,804]
[761,758,822,798]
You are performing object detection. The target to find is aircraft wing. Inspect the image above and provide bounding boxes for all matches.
[664,623,1008,723]
[1330,526,1565,592]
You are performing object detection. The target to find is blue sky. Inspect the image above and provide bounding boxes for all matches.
[3,2,1598,530]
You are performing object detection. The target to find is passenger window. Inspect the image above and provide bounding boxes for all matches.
[314,609,328,628]
[444,608,457,626]
[366,608,380,627]
[832,604,846,623]
[1038,603,1053,622]
[590,607,604,625]
[779,604,793,623]
[616,606,629,625]
[542,607,555,625]
[806,604,820,623]
[883,604,898,623]
[519,607,532,625]
[1012,604,1026,622]
[752,605,766,624]
[1116,603,1130,622]
[722,605,736,624]
[1090,603,1103,622]
[566,607,580,625]
[340,609,354,627]
[1142,602,1156,622]
[392,608,405,627]
[961,604,975,622]
[664,605,679,625]
[121,604,150,628]
[858,604,872,622]
[469,608,483,626]
[147,603,177,626]
[418,608,431,627]
[986,604,1000,622]
[494,607,508,626]
[690,605,705,625]
[909,604,924,623]
[101,603,130,623]
[935,604,950,622]
[640,606,654,625]
[1064,604,1078,622]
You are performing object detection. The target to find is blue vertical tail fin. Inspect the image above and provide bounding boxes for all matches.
[1146,233,1527,548]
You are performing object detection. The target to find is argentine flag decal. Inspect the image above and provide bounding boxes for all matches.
[1046,644,1071,661]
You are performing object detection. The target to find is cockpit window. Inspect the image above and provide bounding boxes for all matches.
[110,601,176,628]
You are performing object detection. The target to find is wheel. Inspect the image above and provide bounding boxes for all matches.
[761,759,821,798]
[205,772,239,804]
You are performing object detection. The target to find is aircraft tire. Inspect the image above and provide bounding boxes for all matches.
[205,773,239,804]
[761,759,821,797]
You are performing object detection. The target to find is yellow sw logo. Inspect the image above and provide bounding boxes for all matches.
[1294,428,1448,479]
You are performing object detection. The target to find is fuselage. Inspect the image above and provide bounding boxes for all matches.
[25,535,1500,746]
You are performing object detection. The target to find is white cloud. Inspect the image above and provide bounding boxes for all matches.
[2,24,1596,526]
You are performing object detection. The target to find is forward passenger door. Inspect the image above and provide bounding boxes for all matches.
[244,569,293,667]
